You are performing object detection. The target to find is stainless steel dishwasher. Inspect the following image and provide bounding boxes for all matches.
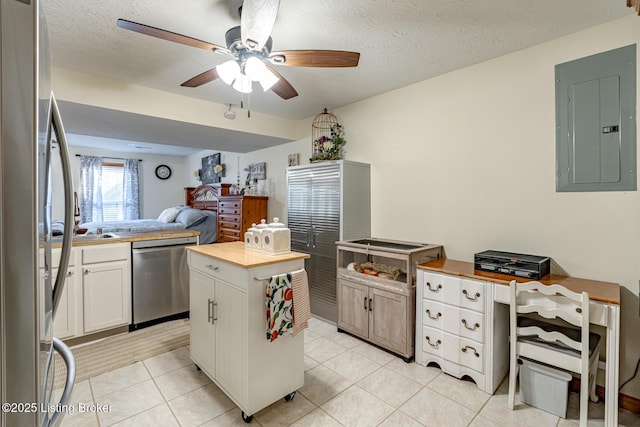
[131,236,198,329]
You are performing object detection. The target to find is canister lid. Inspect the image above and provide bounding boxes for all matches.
[256,219,269,229]
[268,217,286,228]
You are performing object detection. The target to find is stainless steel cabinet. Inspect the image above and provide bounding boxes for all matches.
[287,161,371,322]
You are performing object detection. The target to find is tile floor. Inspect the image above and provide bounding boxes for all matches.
[56,317,640,426]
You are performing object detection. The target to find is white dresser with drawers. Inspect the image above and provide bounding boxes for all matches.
[415,268,509,394]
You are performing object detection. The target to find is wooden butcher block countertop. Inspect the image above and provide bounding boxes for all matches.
[187,241,310,268]
[52,229,200,248]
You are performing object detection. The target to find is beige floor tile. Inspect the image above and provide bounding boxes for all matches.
[153,364,212,400]
[254,392,316,426]
[109,403,179,427]
[89,362,150,398]
[469,414,503,426]
[95,380,165,426]
[349,342,396,366]
[378,411,424,427]
[385,358,441,386]
[478,390,559,427]
[57,400,100,427]
[304,330,320,344]
[304,355,319,371]
[400,387,476,427]
[142,346,192,377]
[298,365,353,406]
[168,383,235,426]
[329,330,365,349]
[324,350,381,382]
[200,409,258,426]
[290,408,343,427]
[54,379,93,407]
[307,318,338,337]
[321,385,394,427]
[426,372,491,412]
[304,337,348,363]
[357,366,423,407]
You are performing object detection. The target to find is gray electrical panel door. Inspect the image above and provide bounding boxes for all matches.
[556,44,636,192]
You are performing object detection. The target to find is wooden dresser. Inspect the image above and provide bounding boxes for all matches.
[185,185,268,243]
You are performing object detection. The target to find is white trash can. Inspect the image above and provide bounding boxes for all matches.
[518,358,572,418]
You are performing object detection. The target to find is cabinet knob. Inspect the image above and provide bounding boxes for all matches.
[83,269,90,274]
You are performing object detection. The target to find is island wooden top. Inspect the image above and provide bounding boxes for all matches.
[418,258,620,305]
[187,241,310,268]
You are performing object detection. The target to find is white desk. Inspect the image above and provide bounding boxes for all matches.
[416,259,620,427]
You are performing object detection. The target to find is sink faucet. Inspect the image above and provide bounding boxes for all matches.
[96,227,103,235]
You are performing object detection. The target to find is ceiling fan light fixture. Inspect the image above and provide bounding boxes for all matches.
[217,59,241,85]
[244,56,267,81]
[259,68,279,92]
[233,73,253,93]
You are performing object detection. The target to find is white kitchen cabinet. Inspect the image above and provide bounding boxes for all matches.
[81,243,131,334]
[187,242,308,422]
[40,247,78,339]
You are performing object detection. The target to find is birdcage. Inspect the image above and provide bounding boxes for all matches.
[311,108,345,162]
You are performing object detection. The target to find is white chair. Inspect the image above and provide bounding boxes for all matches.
[507,280,600,427]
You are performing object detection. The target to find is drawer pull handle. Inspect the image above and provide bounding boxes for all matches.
[207,298,214,324]
[425,336,441,349]
[462,289,481,301]
[426,282,442,292]
[205,264,219,271]
[461,345,480,358]
[364,296,368,310]
[426,309,441,320]
[461,319,480,331]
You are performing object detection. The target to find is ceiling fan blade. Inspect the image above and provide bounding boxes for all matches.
[268,50,360,67]
[180,68,220,88]
[117,19,230,55]
[240,0,279,51]
[265,66,298,99]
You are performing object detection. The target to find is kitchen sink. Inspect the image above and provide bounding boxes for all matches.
[51,232,119,243]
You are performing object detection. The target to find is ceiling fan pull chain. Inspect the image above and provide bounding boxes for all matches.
[247,93,251,118]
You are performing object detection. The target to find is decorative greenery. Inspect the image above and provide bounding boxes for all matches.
[310,123,346,162]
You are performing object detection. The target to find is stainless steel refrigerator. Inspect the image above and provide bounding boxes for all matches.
[286,160,371,322]
[1,1,76,426]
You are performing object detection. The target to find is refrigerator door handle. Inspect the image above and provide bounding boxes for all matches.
[48,337,76,427]
[50,94,74,315]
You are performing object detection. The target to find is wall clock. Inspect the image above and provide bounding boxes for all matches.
[155,164,172,180]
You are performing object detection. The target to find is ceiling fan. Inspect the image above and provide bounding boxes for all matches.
[117,0,360,100]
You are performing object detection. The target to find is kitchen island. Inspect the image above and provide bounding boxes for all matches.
[186,242,310,422]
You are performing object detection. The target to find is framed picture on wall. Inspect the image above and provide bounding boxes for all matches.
[201,153,221,184]
[288,153,299,166]
[250,162,266,180]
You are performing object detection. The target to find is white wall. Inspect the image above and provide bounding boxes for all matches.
[229,15,640,398]
[51,144,188,221]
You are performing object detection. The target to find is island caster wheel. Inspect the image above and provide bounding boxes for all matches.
[241,411,253,423]
[194,364,201,371]
[284,391,296,402]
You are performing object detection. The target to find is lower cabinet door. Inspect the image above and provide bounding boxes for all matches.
[369,287,407,355]
[189,270,215,376]
[214,280,247,402]
[337,278,369,338]
[82,260,130,333]
[53,269,76,339]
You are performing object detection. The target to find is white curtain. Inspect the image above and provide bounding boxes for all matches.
[79,155,103,223]
[123,159,140,220]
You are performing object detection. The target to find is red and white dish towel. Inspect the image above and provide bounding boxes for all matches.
[265,268,310,342]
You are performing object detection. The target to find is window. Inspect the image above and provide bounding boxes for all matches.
[101,163,124,221]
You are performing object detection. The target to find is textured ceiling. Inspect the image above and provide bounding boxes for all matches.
[43,0,632,153]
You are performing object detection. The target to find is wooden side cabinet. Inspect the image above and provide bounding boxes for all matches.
[336,238,442,361]
[217,195,268,242]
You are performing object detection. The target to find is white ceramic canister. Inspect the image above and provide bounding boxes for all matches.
[262,217,291,255]
[252,219,269,252]
[245,223,257,249]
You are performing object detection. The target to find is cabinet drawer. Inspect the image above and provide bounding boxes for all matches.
[188,251,246,287]
[40,248,75,267]
[218,214,240,224]
[421,300,484,342]
[219,200,242,210]
[218,206,240,215]
[82,243,129,264]
[219,221,241,231]
[422,272,485,313]
[421,326,484,373]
